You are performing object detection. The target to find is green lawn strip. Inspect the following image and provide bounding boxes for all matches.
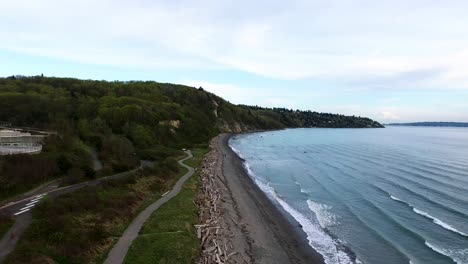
[0,217,14,239]
[123,147,207,264]
[184,148,209,169]
[94,165,190,263]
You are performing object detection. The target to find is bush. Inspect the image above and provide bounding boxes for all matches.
[57,154,72,173]
[81,165,96,179]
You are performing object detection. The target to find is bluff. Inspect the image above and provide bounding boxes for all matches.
[0,76,383,149]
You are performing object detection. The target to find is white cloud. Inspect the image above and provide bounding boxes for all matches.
[180,80,246,103]
[2,0,468,89]
[381,111,400,121]
[179,80,302,109]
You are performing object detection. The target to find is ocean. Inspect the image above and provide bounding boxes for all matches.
[229,127,468,264]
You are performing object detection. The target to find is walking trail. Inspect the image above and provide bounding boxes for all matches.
[104,150,194,264]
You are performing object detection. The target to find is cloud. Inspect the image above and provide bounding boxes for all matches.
[179,79,301,109]
[2,0,468,89]
[180,80,246,103]
[381,111,400,120]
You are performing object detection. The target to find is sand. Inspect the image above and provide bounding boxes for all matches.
[199,134,324,264]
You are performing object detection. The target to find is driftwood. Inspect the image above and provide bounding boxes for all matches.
[195,139,237,264]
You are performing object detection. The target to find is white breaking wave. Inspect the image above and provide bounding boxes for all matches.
[389,195,467,237]
[412,208,468,237]
[243,162,257,178]
[307,200,337,228]
[390,195,403,202]
[253,179,355,264]
[425,241,468,264]
[228,143,245,159]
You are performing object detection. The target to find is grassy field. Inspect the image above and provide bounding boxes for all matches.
[0,216,14,239]
[3,153,189,264]
[124,147,208,264]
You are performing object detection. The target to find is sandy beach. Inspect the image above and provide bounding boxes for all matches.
[198,134,324,264]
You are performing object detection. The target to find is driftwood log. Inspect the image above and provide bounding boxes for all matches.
[196,140,238,264]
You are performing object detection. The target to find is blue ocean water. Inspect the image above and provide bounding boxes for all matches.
[229,127,468,264]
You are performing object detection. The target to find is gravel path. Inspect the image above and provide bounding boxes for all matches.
[104,150,194,264]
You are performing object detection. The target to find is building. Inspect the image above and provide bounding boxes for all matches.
[0,129,44,155]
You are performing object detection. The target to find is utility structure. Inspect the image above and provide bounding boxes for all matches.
[0,129,44,155]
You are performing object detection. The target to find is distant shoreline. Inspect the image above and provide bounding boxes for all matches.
[217,134,324,263]
[386,122,468,127]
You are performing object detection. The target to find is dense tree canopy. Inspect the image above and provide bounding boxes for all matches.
[0,75,382,198]
[0,76,382,147]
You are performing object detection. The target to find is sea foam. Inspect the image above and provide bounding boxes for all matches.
[228,142,245,159]
[233,142,357,264]
[253,179,355,264]
[307,200,337,228]
[425,241,468,264]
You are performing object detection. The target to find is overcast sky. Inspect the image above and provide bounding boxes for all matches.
[1,0,468,123]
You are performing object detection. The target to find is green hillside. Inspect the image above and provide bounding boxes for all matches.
[0,76,382,139]
[0,76,382,197]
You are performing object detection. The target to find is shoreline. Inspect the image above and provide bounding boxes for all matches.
[210,133,324,264]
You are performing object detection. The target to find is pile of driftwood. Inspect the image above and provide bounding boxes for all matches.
[196,141,236,264]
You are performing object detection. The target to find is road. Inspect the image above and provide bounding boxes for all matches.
[0,178,62,209]
[104,150,194,264]
[0,165,143,262]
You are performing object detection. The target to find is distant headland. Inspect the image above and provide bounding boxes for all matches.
[386,122,468,127]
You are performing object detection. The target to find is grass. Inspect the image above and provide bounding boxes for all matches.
[0,216,14,239]
[123,147,208,264]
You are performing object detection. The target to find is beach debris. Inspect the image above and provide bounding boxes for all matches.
[196,138,238,264]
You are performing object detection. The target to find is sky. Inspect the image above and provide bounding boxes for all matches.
[1,0,468,123]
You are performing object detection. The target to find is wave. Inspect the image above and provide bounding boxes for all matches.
[326,144,468,190]
[307,200,337,228]
[292,180,310,194]
[389,195,467,237]
[253,179,355,264]
[413,208,467,237]
[425,241,467,264]
[243,162,256,177]
[335,153,468,218]
[390,195,404,202]
[228,142,245,159]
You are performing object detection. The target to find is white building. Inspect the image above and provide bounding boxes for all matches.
[0,129,44,155]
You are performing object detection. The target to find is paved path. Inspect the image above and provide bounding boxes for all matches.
[0,179,61,209]
[0,211,32,261]
[104,150,194,264]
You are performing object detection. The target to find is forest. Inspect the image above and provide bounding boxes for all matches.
[0,76,383,198]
